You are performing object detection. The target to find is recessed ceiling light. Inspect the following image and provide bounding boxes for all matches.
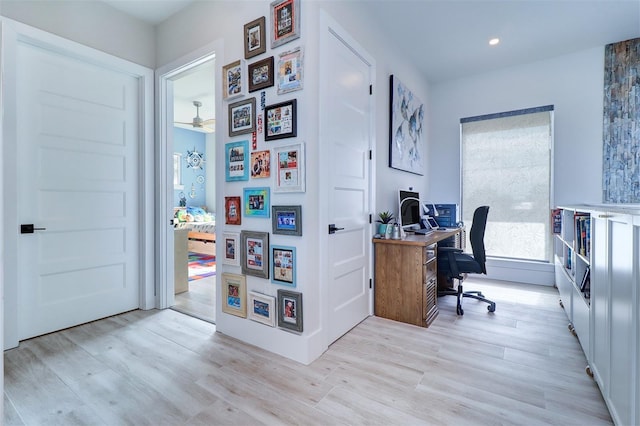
[489,38,500,46]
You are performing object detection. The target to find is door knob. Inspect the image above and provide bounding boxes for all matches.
[328,224,344,234]
[20,224,46,234]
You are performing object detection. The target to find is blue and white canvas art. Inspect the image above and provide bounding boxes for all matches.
[389,75,425,175]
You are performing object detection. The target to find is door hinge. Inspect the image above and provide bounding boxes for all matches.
[369,278,372,289]
[369,84,372,95]
[369,150,372,160]
[369,214,372,224]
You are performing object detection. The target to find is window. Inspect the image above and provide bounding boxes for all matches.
[461,106,553,262]
[173,153,184,190]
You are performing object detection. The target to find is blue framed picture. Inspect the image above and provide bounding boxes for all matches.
[272,245,296,287]
[243,187,270,218]
[225,140,249,181]
[271,205,301,236]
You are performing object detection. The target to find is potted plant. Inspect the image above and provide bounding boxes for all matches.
[376,211,395,236]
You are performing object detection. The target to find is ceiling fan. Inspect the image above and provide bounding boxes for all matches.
[175,100,215,133]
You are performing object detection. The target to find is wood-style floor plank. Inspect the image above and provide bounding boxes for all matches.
[4,278,613,425]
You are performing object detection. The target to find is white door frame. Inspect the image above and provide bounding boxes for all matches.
[1,17,156,349]
[155,40,222,309]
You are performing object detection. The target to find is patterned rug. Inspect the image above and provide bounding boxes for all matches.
[188,252,216,281]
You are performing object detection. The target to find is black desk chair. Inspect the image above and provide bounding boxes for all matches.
[438,205,496,315]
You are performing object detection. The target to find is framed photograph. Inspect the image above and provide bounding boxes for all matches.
[272,205,302,236]
[272,245,296,287]
[265,99,297,141]
[244,16,266,59]
[277,47,303,95]
[243,187,270,218]
[250,150,271,179]
[224,196,242,225]
[225,140,249,182]
[240,230,269,279]
[273,143,305,193]
[389,75,425,175]
[277,289,303,332]
[248,291,276,327]
[222,60,245,101]
[270,0,300,48]
[222,232,240,266]
[248,56,274,92]
[221,273,247,318]
[228,98,256,137]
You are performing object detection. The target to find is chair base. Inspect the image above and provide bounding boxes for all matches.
[438,281,496,315]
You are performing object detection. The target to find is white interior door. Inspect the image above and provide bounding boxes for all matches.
[321,15,374,344]
[15,34,141,340]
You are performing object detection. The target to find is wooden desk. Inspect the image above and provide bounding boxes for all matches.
[373,229,462,327]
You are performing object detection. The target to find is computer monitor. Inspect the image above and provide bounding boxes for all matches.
[398,190,422,231]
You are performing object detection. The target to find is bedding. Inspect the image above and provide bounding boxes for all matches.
[174,207,216,254]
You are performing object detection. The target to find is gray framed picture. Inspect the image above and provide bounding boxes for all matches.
[271,205,301,236]
[228,98,256,137]
[277,289,302,332]
[240,230,269,279]
[270,0,300,48]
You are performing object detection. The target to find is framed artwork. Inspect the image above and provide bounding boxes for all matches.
[222,60,245,101]
[277,47,303,95]
[248,56,275,92]
[244,16,266,59]
[389,75,425,175]
[248,291,276,327]
[277,289,303,332]
[273,143,305,193]
[272,245,296,287]
[222,232,240,266]
[272,205,302,236]
[250,150,271,179]
[228,98,256,137]
[243,187,270,218]
[221,273,247,318]
[265,99,297,141]
[270,0,300,48]
[224,196,242,225]
[240,230,269,279]
[225,140,249,182]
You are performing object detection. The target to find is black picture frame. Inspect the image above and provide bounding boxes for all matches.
[244,16,266,59]
[228,98,256,137]
[272,205,302,236]
[277,289,303,332]
[264,99,297,141]
[248,56,275,92]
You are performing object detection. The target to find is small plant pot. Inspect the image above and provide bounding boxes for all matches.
[378,224,388,236]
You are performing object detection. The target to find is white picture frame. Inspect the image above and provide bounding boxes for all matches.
[222,232,240,266]
[273,143,305,193]
[248,291,276,327]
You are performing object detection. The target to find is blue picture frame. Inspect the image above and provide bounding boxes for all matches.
[243,187,270,218]
[272,245,296,287]
[225,140,250,181]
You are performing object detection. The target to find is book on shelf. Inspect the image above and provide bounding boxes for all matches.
[574,213,590,258]
[580,266,591,298]
[551,208,562,234]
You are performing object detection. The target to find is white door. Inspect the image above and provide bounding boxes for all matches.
[320,14,374,344]
[14,32,141,340]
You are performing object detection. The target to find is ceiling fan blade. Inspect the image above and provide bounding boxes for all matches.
[202,118,216,125]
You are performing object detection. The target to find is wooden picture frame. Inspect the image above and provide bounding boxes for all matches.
[244,16,266,59]
[224,196,242,225]
[248,291,276,327]
[277,47,303,95]
[243,187,270,218]
[273,143,305,193]
[277,289,303,332]
[272,205,302,236]
[265,99,297,141]
[248,56,274,92]
[221,273,247,318]
[272,245,296,287]
[250,150,271,179]
[222,60,245,101]
[225,140,249,182]
[240,230,269,279]
[270,0,300,48]
[389,74,425,175]
[222,232,240,266]
[228,98,256,137]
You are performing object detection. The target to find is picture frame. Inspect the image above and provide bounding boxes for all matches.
[270,0,300,48]
[225,140,249,182]
[248,56,274,92]
[228,98,256,137]
[244,16,266,59]
[222,60,245,101]
[273,143,305,193]
[222,232,240,266]
[221,273,247,318]
[265,99,297,141]
[277,289,303,332]
[248,291,276,327]
[389,75,425,175]
[250,150,271,179]
[272,205,302,236]
[224,196,242,225]
[243,187,270,218]
[272,245,296,287]
[240,230,269,279]
[277,47,303,95]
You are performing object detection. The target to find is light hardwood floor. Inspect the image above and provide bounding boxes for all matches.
[4,278,612,425]
[173,274,216,323]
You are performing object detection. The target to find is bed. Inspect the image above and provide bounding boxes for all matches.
[174,207,216,256]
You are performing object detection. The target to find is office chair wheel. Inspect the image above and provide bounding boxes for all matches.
[488,303,496,313]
